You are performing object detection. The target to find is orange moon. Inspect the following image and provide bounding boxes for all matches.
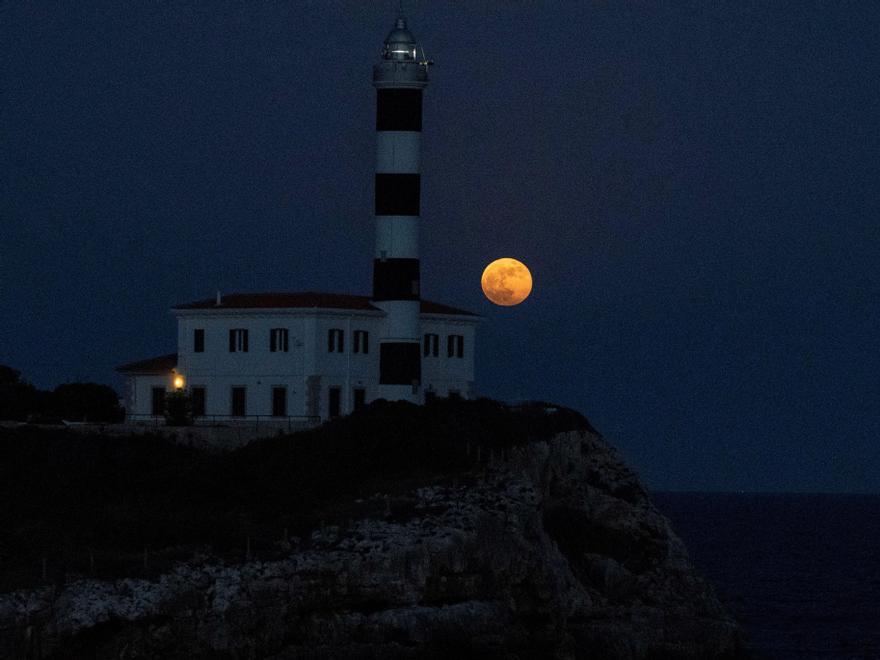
[481,258,533,306]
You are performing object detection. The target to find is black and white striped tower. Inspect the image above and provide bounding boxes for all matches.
[372,15,430,402]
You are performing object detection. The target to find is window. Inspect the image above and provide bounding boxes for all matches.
[151,387,165,416]
[328,328,344,353]
[229,329,248,352]
[231,387,246,417]
[272,387,287,417]
[270,328,289,353]
[328,387,341,418]
[447,334,464,358]
[354,330,369,354]
[193,329,205,353]
[191,387,206,417]
[353,387,366,412]
[423,333,439,357]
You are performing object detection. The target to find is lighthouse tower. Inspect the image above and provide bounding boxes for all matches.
[117,13,478,422]
[372,16,430,402]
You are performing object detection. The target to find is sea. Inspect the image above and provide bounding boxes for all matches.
[653,493,880,660]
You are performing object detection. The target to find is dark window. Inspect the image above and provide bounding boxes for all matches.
[229,329,248,352]
[423,333,439,357]
[272,387,287,417]
[448,390,462,401]
[151,387,165,416]
[353,387,366,412]
[328,328,344,353]
[231,387,246,417]
[193,329,205,353]
[354,330,369,354]
[191,387,206,417]
[425,390,437,404]
[447,334,464,358]
[329,387,341,418]
[270,328,289,352]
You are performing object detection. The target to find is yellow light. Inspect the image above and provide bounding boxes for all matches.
[173,374,185,390]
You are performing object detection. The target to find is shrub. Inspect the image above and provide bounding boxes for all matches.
[0,365,40,421]
[164,390,193,426]
[53,383,124,423]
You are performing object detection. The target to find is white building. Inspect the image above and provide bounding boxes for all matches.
[117,17,478,423]
[118,293,476,423]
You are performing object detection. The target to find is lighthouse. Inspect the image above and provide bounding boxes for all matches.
[118,14,478,423]
[371,16,430,402]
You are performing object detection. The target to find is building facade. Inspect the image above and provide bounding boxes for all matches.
[117,17,478,423]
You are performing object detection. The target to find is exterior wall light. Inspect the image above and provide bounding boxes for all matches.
[173,374,185,390]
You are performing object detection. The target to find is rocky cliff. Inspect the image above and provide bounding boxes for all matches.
[0,404,744,659]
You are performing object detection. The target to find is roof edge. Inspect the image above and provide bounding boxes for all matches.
[116,353,177,374]
[171,292,477,317]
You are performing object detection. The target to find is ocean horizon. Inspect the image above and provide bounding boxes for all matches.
[654,492,880,660]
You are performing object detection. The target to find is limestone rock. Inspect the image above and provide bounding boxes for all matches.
[0,430,745,658]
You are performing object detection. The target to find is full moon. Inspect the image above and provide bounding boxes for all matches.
[481,258,533,306]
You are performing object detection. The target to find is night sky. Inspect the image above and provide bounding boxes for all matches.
[3,2,878,493]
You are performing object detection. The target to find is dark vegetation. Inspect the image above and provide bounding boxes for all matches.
[0,365,123,423]
[163,390,193,426]
[0,397,593,592]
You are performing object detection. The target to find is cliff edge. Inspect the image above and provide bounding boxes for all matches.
[0,400,744,658]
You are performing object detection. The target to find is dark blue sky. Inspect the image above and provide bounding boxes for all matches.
[3,2,878,492]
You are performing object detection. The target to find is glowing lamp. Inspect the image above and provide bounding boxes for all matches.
[173,374,185,390]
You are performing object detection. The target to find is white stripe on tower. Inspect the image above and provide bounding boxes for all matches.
[372,15,430,401]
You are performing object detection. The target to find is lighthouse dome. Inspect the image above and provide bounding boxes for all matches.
[382,18,418,60]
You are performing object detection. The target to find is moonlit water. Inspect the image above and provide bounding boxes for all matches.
[654,493,880,660]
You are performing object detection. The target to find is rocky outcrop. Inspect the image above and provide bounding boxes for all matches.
[0,430,744,659]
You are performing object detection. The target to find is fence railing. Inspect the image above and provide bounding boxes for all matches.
[125,414,321,431]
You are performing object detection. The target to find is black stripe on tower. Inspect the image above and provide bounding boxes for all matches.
[373,258,419,300]
[379,342,421,385]
[375,173,420,216]
[376,89,423,132]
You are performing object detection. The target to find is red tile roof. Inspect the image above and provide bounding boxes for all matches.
[116,353,177,374]
[173,292,476,316]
